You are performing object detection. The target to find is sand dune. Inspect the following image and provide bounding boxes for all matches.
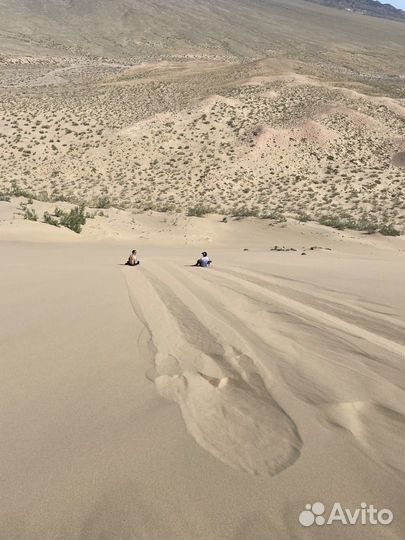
[0,0,403,537]
[0,215,403,539]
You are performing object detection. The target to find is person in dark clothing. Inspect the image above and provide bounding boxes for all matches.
[195,251,212,267]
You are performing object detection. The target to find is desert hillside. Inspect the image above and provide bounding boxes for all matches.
[1,59,404,233]
[1,0,404,235]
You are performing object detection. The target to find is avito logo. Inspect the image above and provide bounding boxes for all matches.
[299,502,393,527]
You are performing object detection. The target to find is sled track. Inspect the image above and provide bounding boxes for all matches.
[123,261,404,476]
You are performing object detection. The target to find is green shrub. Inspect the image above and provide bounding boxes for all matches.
[157,204,176,213]
[260,210,287,222]
[379,224,400,236]
[271,245,297,252]
[43,211,60,227]
[318,214,400,235]
[37,191,49,202]
[356,219,378,234]
[10,186,35,199]
[94,195,111,209]
[24,208,38,221]
[59,205,86,233]
[142,202,155,211]
[296,212,311,222]
[187,205,211,217]
[232,206,259,218]
[319,214,346,230]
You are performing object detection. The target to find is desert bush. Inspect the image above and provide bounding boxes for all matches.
[296,212,311,222]
[355,219,378,234]
[157,204,176,213]
[379,224,400,236]
[43,211,60,227]
[94,195,111,209]
[187,205,211,217]
[24,207,38,221]
[0,193,11,202]
[319,214,346,230]
[59,205,86,233]
[37,191,49,202]
[232,206,259,218]
[11,186,35,199]
[260,210,287,222]
[318,213,400,235]
[271,245,297,252]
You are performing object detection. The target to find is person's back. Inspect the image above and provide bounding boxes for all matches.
[126,249,139,266]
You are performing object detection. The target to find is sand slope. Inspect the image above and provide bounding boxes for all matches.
[0,220,403,539]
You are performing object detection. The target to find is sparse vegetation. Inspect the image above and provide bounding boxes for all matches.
[187,205,211,217]
[232,207,259,218]
[94,195,111,209]
[59,205,86,233]
[43,211,60,227]
[23,207,38,221]
[296,212,311,223]
[319,214,347,230]
[271,245,297,252]
[379,224,401,236]
[0,5,402,232]
[1,72,403,230]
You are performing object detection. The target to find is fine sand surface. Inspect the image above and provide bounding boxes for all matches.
[0,216,404,540]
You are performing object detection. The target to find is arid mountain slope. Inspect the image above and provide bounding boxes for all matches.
[0,1,404,233]
[0,0,403,69]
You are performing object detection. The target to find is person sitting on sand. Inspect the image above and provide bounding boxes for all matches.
[195,251,212,267]
[126,249,140,266]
